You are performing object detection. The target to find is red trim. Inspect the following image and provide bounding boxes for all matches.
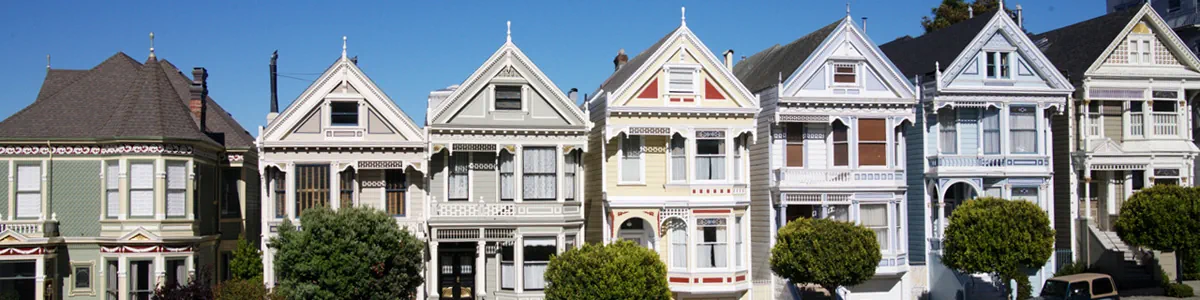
[693,209,732,214]
[735,275,747,281]
[670,97,682,102]
[702,277,724,283]
[669,277,690,283]
[705,79,725,100]
[637,79,659,99]
[682,97,695,102]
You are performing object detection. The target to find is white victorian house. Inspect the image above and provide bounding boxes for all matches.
[734,15,917,300]
[881,8,1074,299]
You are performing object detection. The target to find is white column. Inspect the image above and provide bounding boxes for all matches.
[154,255,166,286]
[330,162,339,210]
[429,241,439,298]
[34,256,45,300]
[476,241,486,299]
[1083,177,1092,220]
[515,234,525,293]
[119,256,129,300]
[286,163,296,220]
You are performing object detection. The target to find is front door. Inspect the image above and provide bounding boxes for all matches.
[439,247,475,300]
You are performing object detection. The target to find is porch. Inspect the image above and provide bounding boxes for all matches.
[428,227,580,300]
[774,168,904,189]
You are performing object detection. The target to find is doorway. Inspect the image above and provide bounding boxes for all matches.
[438,243,475,300]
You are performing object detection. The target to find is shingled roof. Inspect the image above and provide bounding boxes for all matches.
[880,10,1000,79]
[596,26,681,95]
[0,52,255,149]
[733,19,843,93]
[1032,6,1141,87]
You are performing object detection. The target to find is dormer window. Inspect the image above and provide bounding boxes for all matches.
[985,52,1011,79]
[667,68,696,94]
[329,101,358,126]
[1128,38,1153,64]
[495,86,522,110]
[833,63,857,84]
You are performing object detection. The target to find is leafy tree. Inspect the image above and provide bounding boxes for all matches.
[269,207,424,300]
[152,271,214,300]
[544,240,670,300]
[921,0,1009,33]
[1114,185,1200,283]
[230,235,263,281]
[942,197,1053,300]
[770,218,880,295]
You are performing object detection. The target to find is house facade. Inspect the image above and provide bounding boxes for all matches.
[0,49,260,300]
[734,16,918,300]
[1037,3,1200,287]
[583,13,758,300]
[256,41,428,291]
[422,26,589,300]
[881,9,1075,299]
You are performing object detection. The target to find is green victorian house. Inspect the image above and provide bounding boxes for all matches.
[0,47,259,300]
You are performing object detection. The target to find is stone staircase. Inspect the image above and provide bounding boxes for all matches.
[1091,226,1158,289]
[963,273,1007,300]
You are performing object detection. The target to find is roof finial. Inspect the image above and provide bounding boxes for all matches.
[681,6,686,26]
[507,21,512,43]
[847,2,851,16]
[998,0,1004,11]
[46,54,50,70]
[342,36,347,59]
[148,32,155,59]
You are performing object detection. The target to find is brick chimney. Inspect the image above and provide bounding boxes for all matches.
[613,49,628,72]
[190,67,208,132]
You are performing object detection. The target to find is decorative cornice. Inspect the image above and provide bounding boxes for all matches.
[0,143,221,161]
[100,245,193,253]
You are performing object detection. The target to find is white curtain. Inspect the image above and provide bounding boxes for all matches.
[522,147,556,200]
[166,162,186,217]
[735,216,744,267]
[939,110,957,154]
[1011,107,1037,153]
[860,204,889,249]
[1012,187,1039,203]
[523,238,555,290]
[827,205,850,221]
[671,135,686,181]
[499,151,515,200]
[620,135,642,182]
[734,137,744,181]
[564,152,577,200]
[106,162,120,218]
[695,139,725,180]
[448,153,469,200]
[523,263,548,290]
[16,165,41,218]
[696,221,727,268]
[671,226,687,268]
[129,162,154,217]
[982,108,1001,154]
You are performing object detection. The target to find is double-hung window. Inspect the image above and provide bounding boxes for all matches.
[670,225,687,269]
[1129,38,1153,64]
[495,86,522,110]
[860,203,889,250]
[501,244,515,290]
[329,101,358,126]
[273,170,287,219]
[339,169,355,208]
[695,133,726,180]
[982,108,1001,154]
[385,169,406,216]
[522,147,556,200]
[523,238,556,290]
[15,164,41,219]
[106,161,120,218]
[1010,106,1037,154]
[448,153,470,201]
[667,68,695,94]
[786,123,804,167]
[858,119,888,166]
[985,52,1011,79]
[564,152,578,201]
[128,162,154,218]
[670,135,687,182]
[620,135,643,183]
[833,63,857,84]
[294,164,330,216]
[1012,186,1039,202]
[735,216,744,268]
[696,218,727,268]
[499,151,515,201]
[129,261,153,300]
[220,169,240,218]
[166,162,187,218]
[833,122,849,166]
[939,110,958,154]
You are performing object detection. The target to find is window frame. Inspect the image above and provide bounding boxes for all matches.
[521,237,557,291]
[294,164,331,217]
[105,160,121,219]
[128,260,154,300]
[494,85,523,111]
[521,146,558,201]
[832,121,850,167]
[982,107,1002,154]
[1009,105,1038,154]
[70,261,95,296]
[669,134,687,183]
[385,169,407,217]
[857,118,889,167]
[564,151,579,201]
[664,65,699,95]
[984,51,1013,79]
[939,109,958,154]
[167,161,189,218]
[832,62,858,85]
[859,203,891,252]
[338,168,355,208]
[447,152,471,201]
[499,151,516,201]
[694,133,727,181]
[272,169,287,219]
[618,134,645,185]
[785,123,805,167]
[669,223,688,270]
[127,161,155,219]
[695,217,729,269]
[328,101,360,127]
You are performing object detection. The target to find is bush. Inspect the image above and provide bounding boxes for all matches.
[1115,185,1200,282]
[1182,248,1200,281]
[544,240,670,300]
[215,279,267,300]
[152,271,214,300]
[1165,282,1195,298]
[770,218,880,293]
[268,207,424,300]
[1054,261,1089,277]
[230,235,263,281]
[942,197,1054,300]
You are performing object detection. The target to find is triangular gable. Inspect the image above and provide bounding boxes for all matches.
[118,227,161,242]
[263,56,424,143]
[604,25,757,109]
[0,231,29,243]
[1091,139,1125,154]
[1089,4,1200,74]
[428,42,587,128]
[779,18,916,99]
[939,11,1073,91]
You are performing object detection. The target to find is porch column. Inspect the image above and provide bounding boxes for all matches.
[186,253,195,280]
[515,234,525,293]
[476,240,485,299]
[330,162,339,210]
[1083,177,1092,220]
[154,255,166,287]
[34,256,45,300]
[936,193,946,239]
[119,256,129,300]
[285,163,296,220]
[429,241,439,298]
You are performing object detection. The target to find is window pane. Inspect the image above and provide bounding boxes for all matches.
[986,52,997,77]
[671,226,687,268]
[385,169,406,215]
[448,153,469,200]
[696,218,727,268]
[129,163,153,189]
[833,122,849,166]
[499,151,515,200]
[330,102,358,126]
[834,64,856,83]
[1010,106,1037,153]
[696,139,725,180]
[564,152,578,200]
[522,147,556,200]
[858,119,887,166]
[668,70,694,93]
[523,238,555,290]
[939,110,957,154]
[167,162,187,217]
[671,135,686,181]
[273,171,287,219]
[786,123,804,167]
[999,52,1011,78]
[982,108,1001,154]
[495,86,522,110]
[1012,186,1039,202]
[861,204,888,249]
[339,170,355,209]
[295,164,331,216]
[621,136,642,182]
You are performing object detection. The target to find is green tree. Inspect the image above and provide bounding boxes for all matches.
[1114,185,1200,283]
[268,207,424,300]
[152,271,214,300]
[230,235,263,281]
[921,0,1008,33]
[942,197,1054,300]
[770,218,880,295]
[544,240,670,300]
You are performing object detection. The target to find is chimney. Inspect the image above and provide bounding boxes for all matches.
[190,67,209,132]
[862,17,868,33]
[723,49,735,68]
[567,88,579,104]
[613,49,628,72]
[1016,4,1024,28]
[269,51,279,114]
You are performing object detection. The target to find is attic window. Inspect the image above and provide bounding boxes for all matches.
[495,86,522,110]
[833,63,857,84]
[985,52,1011,79]
[330,102,358,126]
[1128,38,1153,64]
[667,69,696,94]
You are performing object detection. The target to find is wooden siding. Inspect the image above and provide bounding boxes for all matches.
[584,96,609,243]
[472,152,497,202]
[51,160,102,237]
[750,87,779,282]
[1052,106,1073,250]
[906,104,928,264]
[958,108,980,155]
[0,161,7,219]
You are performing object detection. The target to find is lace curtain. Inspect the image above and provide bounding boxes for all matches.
[620,135,642,182]
[939,110,958,154]
[671,135,686,181]
[448,153,469,200]
[982,108,1001,154]
[522,147,556,200]
[1011,107,1037,153]
[499,151,515,200]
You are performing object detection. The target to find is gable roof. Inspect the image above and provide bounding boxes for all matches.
[880,10,1000,79]
[596,27,681,95]
[734,19,842,93]
[1032,6,1141,87]
[0,53,222,145]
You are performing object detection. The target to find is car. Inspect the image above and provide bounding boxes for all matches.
[1033,273,1119,300]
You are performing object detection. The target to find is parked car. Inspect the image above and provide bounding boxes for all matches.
[1034,273,1119,300]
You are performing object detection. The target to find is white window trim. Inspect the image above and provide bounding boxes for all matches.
[127,160,156,219]
[692,133,730,183]
[103,160,122,220]
[326,99,362,127]
[164,159,189,219]
[982,51,1015,80]
[855,201,894,255]
[662,64,701,104]
[668,223,688,271]
[444,151,473,202]
[855,118,893,170]
[70,261,96,296]
[830,62,860,86]
[692,215,733,271]
[1127,35,1155,65]
[617,134,646,185]
[490,84,528,113]
[520,145,559,201]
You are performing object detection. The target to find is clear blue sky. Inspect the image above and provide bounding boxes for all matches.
[0,0,1103,135]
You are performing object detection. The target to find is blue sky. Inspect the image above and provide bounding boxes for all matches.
[0,1,1103,135]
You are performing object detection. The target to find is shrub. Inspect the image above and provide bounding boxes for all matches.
[942,197,1054,300]
[230,235,263,281]
[1053,261,1088,277]
[152,271,214,300]
[544,240,670,300]
[1116,185,1200,282]
[770,218,880,293]
[215,278,267,300]
[1165,282,1195,298]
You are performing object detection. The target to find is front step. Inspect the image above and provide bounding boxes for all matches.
[1089,226,1159,290]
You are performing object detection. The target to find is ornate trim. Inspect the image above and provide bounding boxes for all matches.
[451,143,497,152]
[99,245,193,253]
[778,114,829,123]
[0,247,47,256]
[0,144,197,156]
[695,130,726,139]
[357,160,406,169]
[629,127,671,136]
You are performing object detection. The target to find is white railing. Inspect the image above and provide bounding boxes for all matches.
[878,252,909,268]
[430,202,580,218]
[1152,112,1178,136]
[1129,114,1144,136]
[775,168,904,187]
[0,220,56,237]
[927,155,1049,169]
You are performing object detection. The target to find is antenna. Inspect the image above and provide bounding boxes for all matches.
[46,55,50,70]
[847,2,851,16]
[342,36,347,59]
[148,32,156,59]
[507,21,512,43]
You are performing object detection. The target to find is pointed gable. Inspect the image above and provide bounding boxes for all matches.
[880,10,1000,79]
[262,56,423,144]
[427,41,587,129]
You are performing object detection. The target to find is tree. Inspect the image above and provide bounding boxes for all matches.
[1114,185,1200,283]
[544,240,670,300]
[230,235,263,281]
[268,207,424,300]
[942,197,1053,300]
[921,0,1008,33]
[152,271,214,300]
[215,278,285,300]
[770,218,880,295]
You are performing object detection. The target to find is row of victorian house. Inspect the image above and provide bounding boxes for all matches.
[0,3,1196,300]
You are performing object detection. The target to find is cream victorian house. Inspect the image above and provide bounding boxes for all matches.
[583,9,759,300]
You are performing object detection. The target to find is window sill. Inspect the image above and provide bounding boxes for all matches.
[616,182,646,186]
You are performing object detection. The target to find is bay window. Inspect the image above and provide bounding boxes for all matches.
[128,162,154,218]
[166,162,186,218]
[670,134,686,182]
[735,216,744,267]
[564,151,578,201]
[695,135,726,180]
[1010,106,1037,154]
[620,135,643,183]
[939,110,958,154]
[858,119,887,166]
[983,108,1001,154]
[833,122,849,166]
[670,225,687,269]
[385,169,406,216]
[522,147,556,200]
[861,204,889,250]
[500,151,515,201]
[786,123,804,167]
[1012,186,1039,202]
[696,218,727,268]
[448,153,469,201]
[523,238,555,290]
[294,164,330,216]
[106,161,119,218]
